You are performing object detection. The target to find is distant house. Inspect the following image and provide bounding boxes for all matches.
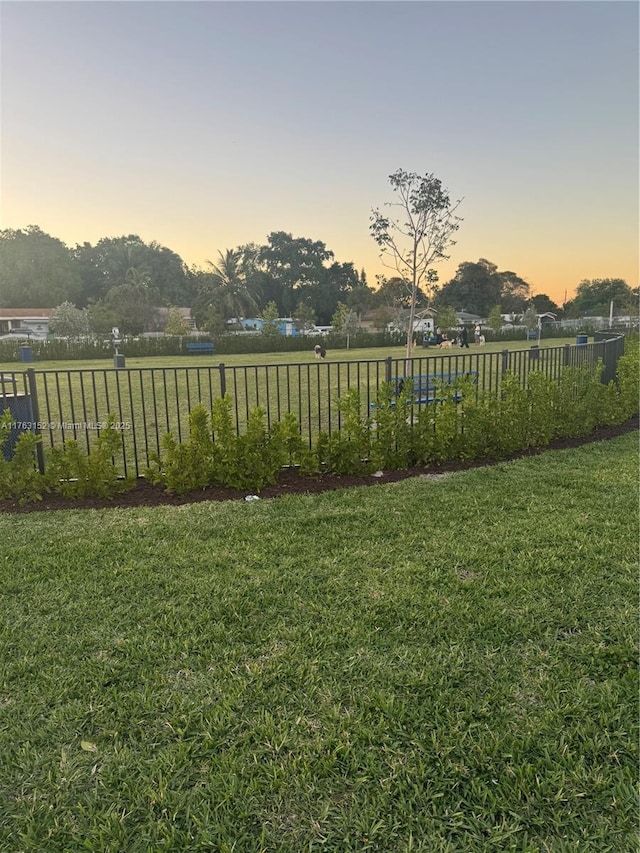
[238,317,301,336]
[383,307,438,335]
[356,309,391,332]
[455,311,484,326]
[0,308,53,338]
[155,306,196,331]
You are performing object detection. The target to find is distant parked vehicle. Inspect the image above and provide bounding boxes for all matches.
[0,328,46,342]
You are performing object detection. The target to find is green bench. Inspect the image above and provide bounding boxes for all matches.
[185,342,214,355]
[389,371,478,405]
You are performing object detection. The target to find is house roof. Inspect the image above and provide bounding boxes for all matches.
[0,308,55,319]
[455,311,483,322]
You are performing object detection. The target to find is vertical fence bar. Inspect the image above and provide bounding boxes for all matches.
[160,370,170,435]
[78,371,90,454]
[501,350,509,378]
[114,369,128,478]
[25,368,45,474]
[306,364,313,447]
[264,366,272,429]
[149,370,161,456]
[275,366,282,423]
[138,370,151,470]
[126,370,140,477]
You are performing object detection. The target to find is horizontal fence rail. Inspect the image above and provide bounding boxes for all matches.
[0,337,626,477]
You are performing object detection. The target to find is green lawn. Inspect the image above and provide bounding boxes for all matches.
[0,434,637,851]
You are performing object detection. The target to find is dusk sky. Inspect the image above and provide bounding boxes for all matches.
[1,1,638,304]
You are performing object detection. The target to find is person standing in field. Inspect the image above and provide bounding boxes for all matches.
[460,326,469,348]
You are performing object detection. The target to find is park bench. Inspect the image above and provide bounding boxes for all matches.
[185,342,214,355]
[388,371,478,405]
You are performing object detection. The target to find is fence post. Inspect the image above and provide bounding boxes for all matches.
[25,368,45,475]
[218,362,226,397]
[563,344,571,367]
[602,335,624,385]
[501,349,509,376]
[384,356,392,383]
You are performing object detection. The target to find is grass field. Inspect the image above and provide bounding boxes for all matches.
[0,433,637,851]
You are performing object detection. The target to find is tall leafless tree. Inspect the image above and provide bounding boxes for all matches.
[370,169,462,361]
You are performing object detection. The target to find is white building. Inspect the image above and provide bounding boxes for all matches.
[0,308,53,338]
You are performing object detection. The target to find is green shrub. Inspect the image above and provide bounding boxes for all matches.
[149,399,307,493]
[318,388,373,475]
[46,415,135,498]
[145,405,215,494]
[616,340,639,420]
[0,411,46,504]
[370,381,414,471]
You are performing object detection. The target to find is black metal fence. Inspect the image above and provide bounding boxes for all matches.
[0,337,626,477]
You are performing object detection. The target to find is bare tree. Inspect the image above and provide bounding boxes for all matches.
[370,169,462,361]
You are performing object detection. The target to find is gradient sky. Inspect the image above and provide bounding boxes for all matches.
[1,1,638,304]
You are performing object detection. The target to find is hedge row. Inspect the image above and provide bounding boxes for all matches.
[0,326,615,363]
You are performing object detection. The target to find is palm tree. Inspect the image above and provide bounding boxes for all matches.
[205,249,259,323]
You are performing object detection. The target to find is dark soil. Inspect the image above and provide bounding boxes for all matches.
[2,416,637,514]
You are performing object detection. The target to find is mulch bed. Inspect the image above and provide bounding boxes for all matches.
[2,415,637,514]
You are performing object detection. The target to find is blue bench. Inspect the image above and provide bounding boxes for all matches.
[389,371,478,405]
[185,342,214,355]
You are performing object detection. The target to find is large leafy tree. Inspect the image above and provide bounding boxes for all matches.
[200,249,260,321]
[345,273,375,322]
[303,261,360,325]
[370,169,462,359]
[102,269,161,335]
[71,242,109,307]
[435,259,501,317]
[229,235,364,322]
[498,270,531,313]
[258,232,334,316]
[87,303,119,336]
[373,276,430,310]
[435,259,531,317]
[0,226,83,307]
[74,235,193,307]
[531,293,560,315]
[564,279,637,317]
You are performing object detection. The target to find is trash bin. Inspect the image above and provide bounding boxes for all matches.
[114,354,126,369]
[576,334,588,345]
[0,392,34,461]
[18,346,33,363]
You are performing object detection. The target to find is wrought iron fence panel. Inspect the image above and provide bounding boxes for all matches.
[13,337,625,476]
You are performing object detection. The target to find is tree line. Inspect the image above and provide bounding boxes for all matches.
[0,225,636,337]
